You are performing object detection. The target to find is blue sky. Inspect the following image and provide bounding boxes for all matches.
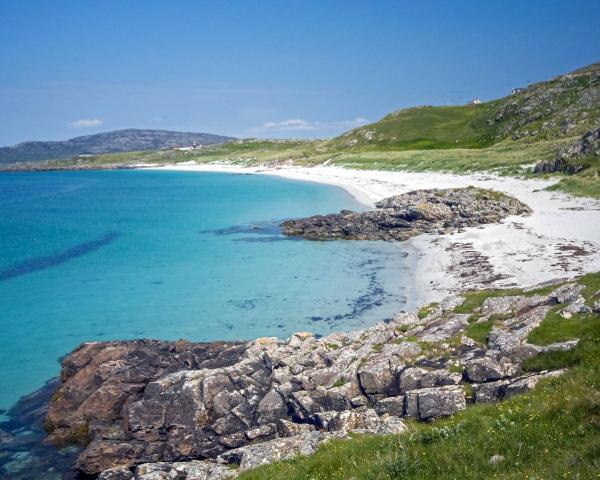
[0,0,598,145]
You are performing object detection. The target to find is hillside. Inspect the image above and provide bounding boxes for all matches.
[0,129,234,165]
[331,61,600,150]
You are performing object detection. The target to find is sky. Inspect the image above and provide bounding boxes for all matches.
[0,0,599,145]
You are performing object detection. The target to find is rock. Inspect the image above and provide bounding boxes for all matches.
[277,419,315,438]
[489,454,505,465]
[593,300,600,313]
[560,297,592,317]
[421,369,462,388]
[540,340,579,353]
[398,367,427,393]
[534,128,600,173]
[374,396,405,416]
[326,409,381,433]
[473,380,510,403]
[549,284,585,304]
[480,295,548,318]
[357,356,397,399]
[464,358,506,383]
[376,415,408,434]
[132,461,236,480]
[217,432,327,471]
[98,466,134,480]
[404,386,466,421]
[281,187,531,241]
[504,370,566,398]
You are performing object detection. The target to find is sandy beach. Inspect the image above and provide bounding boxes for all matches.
[150,162,600,303]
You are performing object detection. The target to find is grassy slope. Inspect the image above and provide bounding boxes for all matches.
[238,273,600,480]
[327,103,497,151]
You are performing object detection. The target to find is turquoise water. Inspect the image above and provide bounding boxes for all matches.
[0,170,414,414]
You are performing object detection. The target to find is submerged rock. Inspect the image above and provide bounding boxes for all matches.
[281,187,531,241]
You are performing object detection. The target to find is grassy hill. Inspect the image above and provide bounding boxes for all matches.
[331,61,600,151]
[330,104,495,150]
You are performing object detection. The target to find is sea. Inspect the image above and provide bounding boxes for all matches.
[0,169,416,421]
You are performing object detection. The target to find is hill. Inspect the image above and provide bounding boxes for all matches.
[0,129,234,165]
[331,61,600,151]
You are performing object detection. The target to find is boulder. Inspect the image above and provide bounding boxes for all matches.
[357,356,397,398]
[217,432,328,471]
[374,396,405,416]
[549,284,585,304]
[464,358,506,383]
[404,386,466,421]
[98,466,134,480]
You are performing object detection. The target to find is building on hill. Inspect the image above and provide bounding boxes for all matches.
[470,98,482,104]
[512,87,525,94]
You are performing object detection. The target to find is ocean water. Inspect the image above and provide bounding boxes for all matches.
[0,169,415,415]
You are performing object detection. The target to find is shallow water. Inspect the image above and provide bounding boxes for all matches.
[0,169,415,417]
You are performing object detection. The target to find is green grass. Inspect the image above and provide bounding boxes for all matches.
[328,103,497,151]
[465,319,496,344]
[238,281,600,480]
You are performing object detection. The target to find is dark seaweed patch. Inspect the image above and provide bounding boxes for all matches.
[0,232,120,282]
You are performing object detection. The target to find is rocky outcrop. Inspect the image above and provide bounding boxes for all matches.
[281,187,531,241]
[533,127,600,174]
[41,277,595,478]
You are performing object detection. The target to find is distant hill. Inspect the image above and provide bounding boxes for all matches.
[0,129,234,165]
[330,61,600,150]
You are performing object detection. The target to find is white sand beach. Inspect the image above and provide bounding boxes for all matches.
[150,163,600,303]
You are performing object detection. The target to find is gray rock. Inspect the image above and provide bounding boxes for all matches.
[134,461,236,480]
[560,297,592,317]
[489,454,505,465]
[98,467,134,480]
[421,369,462,388]
[505,370,566,398]
[374,396,405,416]
[282,187,531,241]
[473,380,510,403]
[217,432,327,471]
[549,284,585,304]
[464,358,506,383]
[277,419,315,438]
[405,386,466,421]
[593,300,600,313]
[376,415,408,435]
[398,367,427,393]
[357,356,396,398]
[327,409,381,433]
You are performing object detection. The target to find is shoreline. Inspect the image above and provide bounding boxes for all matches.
[149,162,600,300]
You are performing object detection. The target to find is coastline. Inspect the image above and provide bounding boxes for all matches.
[149,162,600,301]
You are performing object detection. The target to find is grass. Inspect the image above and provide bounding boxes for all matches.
[238,275,600,480]
[327,103,497,151]
[465,319,496,344]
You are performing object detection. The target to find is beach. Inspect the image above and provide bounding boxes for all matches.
[150,163,600,303]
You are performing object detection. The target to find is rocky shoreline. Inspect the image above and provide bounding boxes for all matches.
[32,277,591,480]
[281,187,531,241]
